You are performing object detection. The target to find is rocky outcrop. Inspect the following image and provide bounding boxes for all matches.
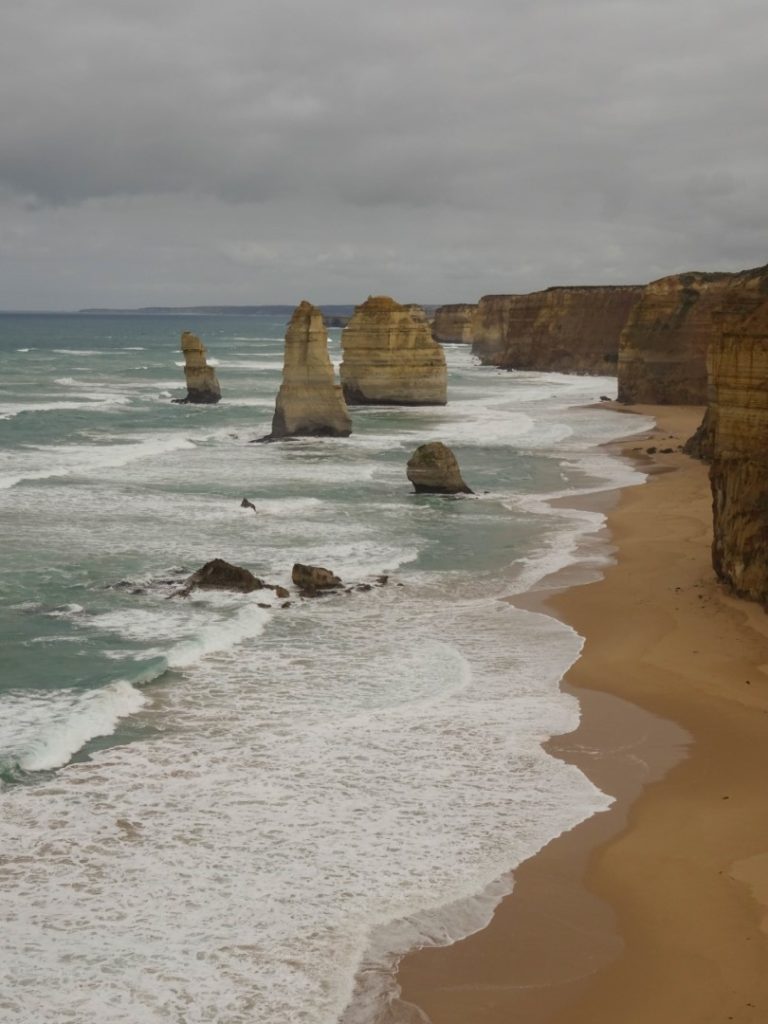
[682,408,715,462]
[406,442,473,494]
[616,272,746,404]
[432,304,477,344]
[708,272,768,602]
[472,286,642,374]
[270,301,352,438]
[340,296,447,405]
[183,559,265,593]
[175,331,221,404]
[291,563,343,596]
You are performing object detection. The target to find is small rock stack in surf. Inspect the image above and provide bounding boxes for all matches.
[175,331,221,404]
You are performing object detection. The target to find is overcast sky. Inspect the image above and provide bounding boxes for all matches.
[1,0,766,308]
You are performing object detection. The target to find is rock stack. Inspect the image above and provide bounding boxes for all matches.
[176,331,221,404]
[270,301,352,438]
[340,296,447,405]
[406,442,473,494]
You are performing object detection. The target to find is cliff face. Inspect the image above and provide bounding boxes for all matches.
[177,331,221,403]
[472,286,642,374]
[432,304,477,344]
[271,301,352,438]
[708,271,768,602]
[616,272,746,404]
[340,296,447,405]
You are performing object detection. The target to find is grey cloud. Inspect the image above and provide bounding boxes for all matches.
[0,0,767,306]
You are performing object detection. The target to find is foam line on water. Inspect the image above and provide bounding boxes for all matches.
[0,433,197,489]
[0,680,147,773]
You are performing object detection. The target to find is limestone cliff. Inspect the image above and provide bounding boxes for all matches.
[472,286,642,374]
[708,271,768,602]
[270,301,352,438]
[616,272,747,404]
[176,331,221,403]
[432,304,477,344]
[340,296,447,405]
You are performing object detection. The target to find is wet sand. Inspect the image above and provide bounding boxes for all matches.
[395,405,768,1024]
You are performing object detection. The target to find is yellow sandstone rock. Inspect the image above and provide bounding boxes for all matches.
[340,296,447,405]
[177,331,221,403]
[271,301,352,438]
[708,272,768,602]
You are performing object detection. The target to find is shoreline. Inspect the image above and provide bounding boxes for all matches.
[393,404,768,1023]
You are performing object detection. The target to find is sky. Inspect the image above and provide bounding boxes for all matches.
[1,0,767,309]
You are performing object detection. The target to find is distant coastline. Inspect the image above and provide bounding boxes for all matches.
[76,304,357,316]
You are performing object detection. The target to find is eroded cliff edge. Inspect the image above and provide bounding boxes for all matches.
[472,286,642,374]
[271,301,351,438]
[340,296,447,405]
[616,264,768,404]
[708,273,768,602]
[432,304,477,344]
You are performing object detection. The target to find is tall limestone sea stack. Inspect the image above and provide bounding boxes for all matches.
[472,286,642,373]
[707,274,768,602]
[270,301,352,438]
[176,331,221,403]
[340,296,447,405]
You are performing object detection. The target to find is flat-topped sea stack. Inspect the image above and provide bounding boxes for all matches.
[175,331,221,403]
[616,271,747,404]
[432,304,477,344]
[270,301,351,439]
[472,286,642,373]
[708,272,768,602]
[340,296,447,405]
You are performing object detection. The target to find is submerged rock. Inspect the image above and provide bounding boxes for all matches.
[174,331,221,404]
[406,442,473,494]
[270,301,352,439]
[291,563,343,596]
[340,296,447,405]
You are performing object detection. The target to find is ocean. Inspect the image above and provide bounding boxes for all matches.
[0,313,652,1023]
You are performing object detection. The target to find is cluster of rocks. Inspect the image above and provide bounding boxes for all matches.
[173,295,448,435]
[177,557,391,604]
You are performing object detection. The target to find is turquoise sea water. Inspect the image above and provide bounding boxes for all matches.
[0,313,651,1023]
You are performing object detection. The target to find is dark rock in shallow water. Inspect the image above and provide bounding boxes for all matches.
[183,559,265,594]
[406,441,473,494]
[292,563,342,596]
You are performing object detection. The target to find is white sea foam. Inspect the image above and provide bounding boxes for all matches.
[0,342,659,1024]
[0,680,147,773]
[52,348,109,355]
[0,394,131,421]
[0,432,197,488]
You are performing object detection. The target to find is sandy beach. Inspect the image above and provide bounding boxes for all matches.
[395,405,768,1024]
